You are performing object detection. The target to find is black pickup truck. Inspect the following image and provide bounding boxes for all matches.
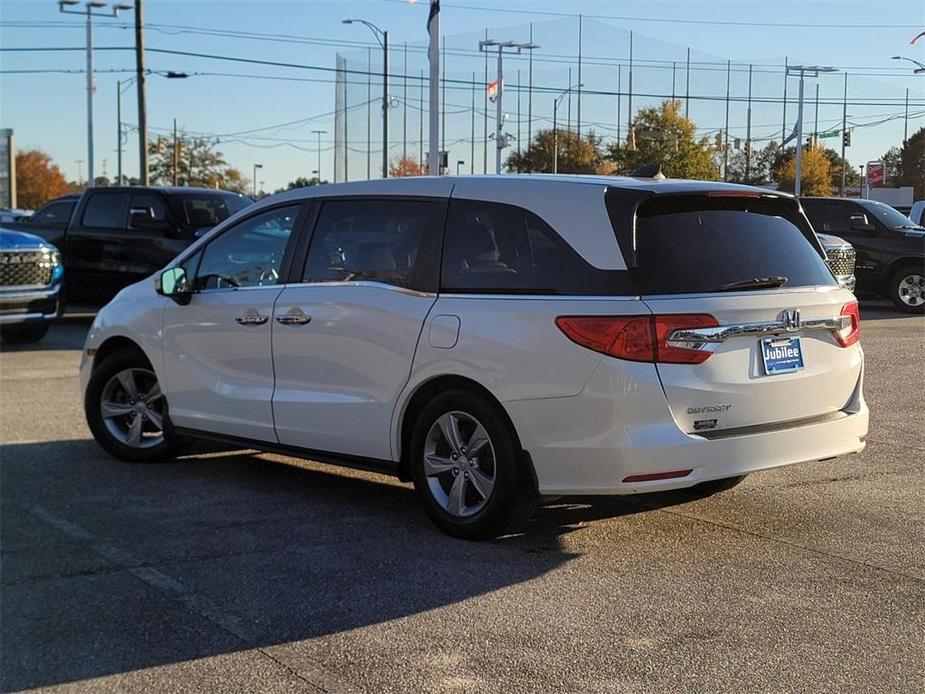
[802,197,925,313]
[5,186,251,305]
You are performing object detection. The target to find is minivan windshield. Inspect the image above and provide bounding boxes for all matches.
[627,194,836,295]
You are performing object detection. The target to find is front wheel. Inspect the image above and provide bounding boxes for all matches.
[889,265,925,313]
[85,347,181,462]
[410,389,536,540]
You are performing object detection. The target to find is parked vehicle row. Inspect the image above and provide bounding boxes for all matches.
[4,186,252,306]
[81,176,868,538]
[801,197,924,312]
[0,228,63,343]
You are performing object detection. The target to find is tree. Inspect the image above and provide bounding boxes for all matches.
[606,100,719,181]
[389,156,426,177]
[774,145,833,196]
[880,128,925,197]
[820,148,860,190]
[725,142,781,186]
[506,129,603,174]
[15,149,70,209]
[147,136,248,193]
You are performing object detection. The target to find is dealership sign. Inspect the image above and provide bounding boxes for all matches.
[867,161,885,188]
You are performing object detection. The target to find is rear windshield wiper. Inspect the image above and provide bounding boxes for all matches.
[713,276,789,292]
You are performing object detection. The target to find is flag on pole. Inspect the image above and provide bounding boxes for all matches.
[487,78,502,103]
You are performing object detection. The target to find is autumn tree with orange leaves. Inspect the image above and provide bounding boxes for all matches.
[389,156,425,177]
[15,149,70,209]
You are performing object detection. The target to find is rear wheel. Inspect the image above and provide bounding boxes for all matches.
[410,389,536,539]
[0,322,49,344]
[889,264,925,313]
[85,347,181,462]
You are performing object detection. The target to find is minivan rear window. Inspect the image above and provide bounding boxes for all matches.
[628,194,835,295]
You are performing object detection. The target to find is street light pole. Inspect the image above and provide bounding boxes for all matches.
[456,160,465,175]
[311,129,326,182]
[59,0,133,187]
[785,64,837,197]
[479,39,538,174]
[553,82,582,174]
[343,19,389,178]
[253,163,263,197]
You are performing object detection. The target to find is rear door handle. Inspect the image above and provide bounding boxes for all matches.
[235,310,269,326]
[275,309,312,326]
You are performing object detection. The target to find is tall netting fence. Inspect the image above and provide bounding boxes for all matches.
[331,16,923,182]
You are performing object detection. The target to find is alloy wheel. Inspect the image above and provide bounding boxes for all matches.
[423,411,497,518]
[100,368,166,448]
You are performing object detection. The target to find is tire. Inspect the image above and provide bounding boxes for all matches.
[0,322,50,344]
[889,264,925,313]
[410,389,537,540]
[84,347,181,462]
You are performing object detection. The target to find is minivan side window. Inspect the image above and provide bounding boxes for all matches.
[303,198,443,291]
[442,198,632,295]
[82,192,130,228]
[194,205,300,291]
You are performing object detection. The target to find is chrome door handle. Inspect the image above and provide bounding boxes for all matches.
[235,310,269,326]
[275,311,312,326]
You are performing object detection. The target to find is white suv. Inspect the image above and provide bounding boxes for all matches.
[81,176,868,538]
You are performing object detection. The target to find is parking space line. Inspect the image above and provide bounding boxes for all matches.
[24,503,361,694]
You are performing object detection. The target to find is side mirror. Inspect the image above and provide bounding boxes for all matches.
[849,214,876,233]
[130,208,177,235]
[156,267,192,305]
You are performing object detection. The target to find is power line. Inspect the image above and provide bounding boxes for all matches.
[380,0,921,30]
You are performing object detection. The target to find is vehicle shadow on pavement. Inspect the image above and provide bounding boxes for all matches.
[0,437,678,691]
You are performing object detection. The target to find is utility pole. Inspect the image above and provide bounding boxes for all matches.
[527,22,534,147]
[685,47,691,118]
[723,60,731,181]
[627,31,634,136]
[904,88,909,142]
[135,0,148,185]
[173,118,179,186]
[841,73,848,195]
[814,83,820,148]
[311,129,326,182]
[470,71,476,174]
[576,14,582,138]
[403,42,408,161]
[616,66,622,145]
[746,64,753,182]
[116,80,123,185]
[367,47,372,180]
[479,39,538,174]
[252,163,262,197]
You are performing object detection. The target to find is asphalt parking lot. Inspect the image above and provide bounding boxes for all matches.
[1,303,922,693]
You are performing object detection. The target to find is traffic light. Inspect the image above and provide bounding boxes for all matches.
[843,129,852,147]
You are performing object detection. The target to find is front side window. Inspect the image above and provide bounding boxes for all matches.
[303,198,443,290]
[82,192,130,228]
[442,198,630,294]
[822,202,857,233]
[194,205,299,291]
[32,201,75,225]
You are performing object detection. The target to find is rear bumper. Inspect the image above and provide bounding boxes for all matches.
[0,288,61,325]
[506,358,868,496]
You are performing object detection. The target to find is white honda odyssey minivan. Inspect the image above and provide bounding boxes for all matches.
[81,176,868,538]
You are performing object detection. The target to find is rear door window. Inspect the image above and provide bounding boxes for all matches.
[627,194,835,295]
[81,192,130,228]
[442,198,632,294]
[302,198,444,291]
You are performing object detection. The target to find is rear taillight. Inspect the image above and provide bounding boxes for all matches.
[555,314,718,364]
[837,301,860,347]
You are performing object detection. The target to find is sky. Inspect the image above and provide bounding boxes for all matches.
[1,0,923,193]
